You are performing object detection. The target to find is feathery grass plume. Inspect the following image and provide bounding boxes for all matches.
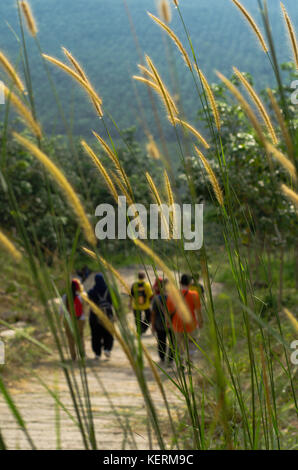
[164,169,176,235]
[233,67,278,144]
[20,1,38,37]
[81,293,136,372]
[164,170,174,207]
[134,239,192,324]
[145,55,179,123]
[137,64,156,81]
[172,116,210,148]
[173,0,179,6]
[110,170,133,205]
[43,54,103,117]
[159,0,172,24]
[267,89,294,161]
[283,308,298,333]
[146,135,161,160]
[146,172,170,237]
[81,140,118,203]
[216,71,266,146]
[82,247,131,295]
[0,229,22,262]
[194,146,224,207]
[265,142,297,181]
[133,75,178,118]
[281,184,298,209]
[280,3,298,69]
[147,13,192,71]
[13,133,96,246]
[0,51,25,93]
[62,47,103,117]
[4,86,42,138]
[195,66,221,131]
[231,0,268,53]
[92,131,132,196]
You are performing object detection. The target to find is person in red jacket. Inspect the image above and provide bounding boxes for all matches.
[60,279,85,361]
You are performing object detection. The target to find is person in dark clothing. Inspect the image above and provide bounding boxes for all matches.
[151,279,174,365]
[88,273,114,360]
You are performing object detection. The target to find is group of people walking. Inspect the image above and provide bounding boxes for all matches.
[60,269,204,366]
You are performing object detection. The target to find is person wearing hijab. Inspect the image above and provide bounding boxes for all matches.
[88,273,114,360]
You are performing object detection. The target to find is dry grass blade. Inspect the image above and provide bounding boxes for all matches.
[280,3,298,69]
[43,54,103,116]
[134,239,192,324]
[148,12,192,70]
[231,0,268,52]
[82,247,131,295]
[4,85,42,138]
[92,131,132,196]
[0,51,25,93]
[173,116,210,148]
[20,1,38,37]
[216,71,266,146]
[158,0,172,24]
[81,140,118,203]
[233,67,278,144]
[281,184,298,209]
[195,66,221,131]
[283,308,298,333]
[14,133,96,246]
[194,146,224,206]
[265,142,297,181]
[267,89,294,161]
[145,55,179,123]
[0,229,22,262]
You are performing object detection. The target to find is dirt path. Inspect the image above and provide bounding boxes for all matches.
[0,267,222,450]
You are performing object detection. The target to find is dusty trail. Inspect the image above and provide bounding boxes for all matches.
[0,266,222,450]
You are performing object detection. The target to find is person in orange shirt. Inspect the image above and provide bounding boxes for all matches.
[166,274,203,360]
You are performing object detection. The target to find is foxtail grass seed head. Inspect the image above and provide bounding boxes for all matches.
[13,133,96,246]
[4,85,42,138]
[233,67,278,144]
[0,51,25,93]
[0,230,22,262]
[43,54,103,117]
[173,0,179,6]
[20,1,38,37]
[195,66,221,131]
[267,88,294,161]
[159,0,172,24]
[231,0,268,53]
[145,55,179,122]
[283,308,298,333]
[265,142,297,181]
[194,146,224,207]
[146,135,161,160]
[280,3,298,69]
[148,12,192,71]
[216,71,266,146]
[173,116,210,148]
[81,140,119,203]
[281,184,298,209]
